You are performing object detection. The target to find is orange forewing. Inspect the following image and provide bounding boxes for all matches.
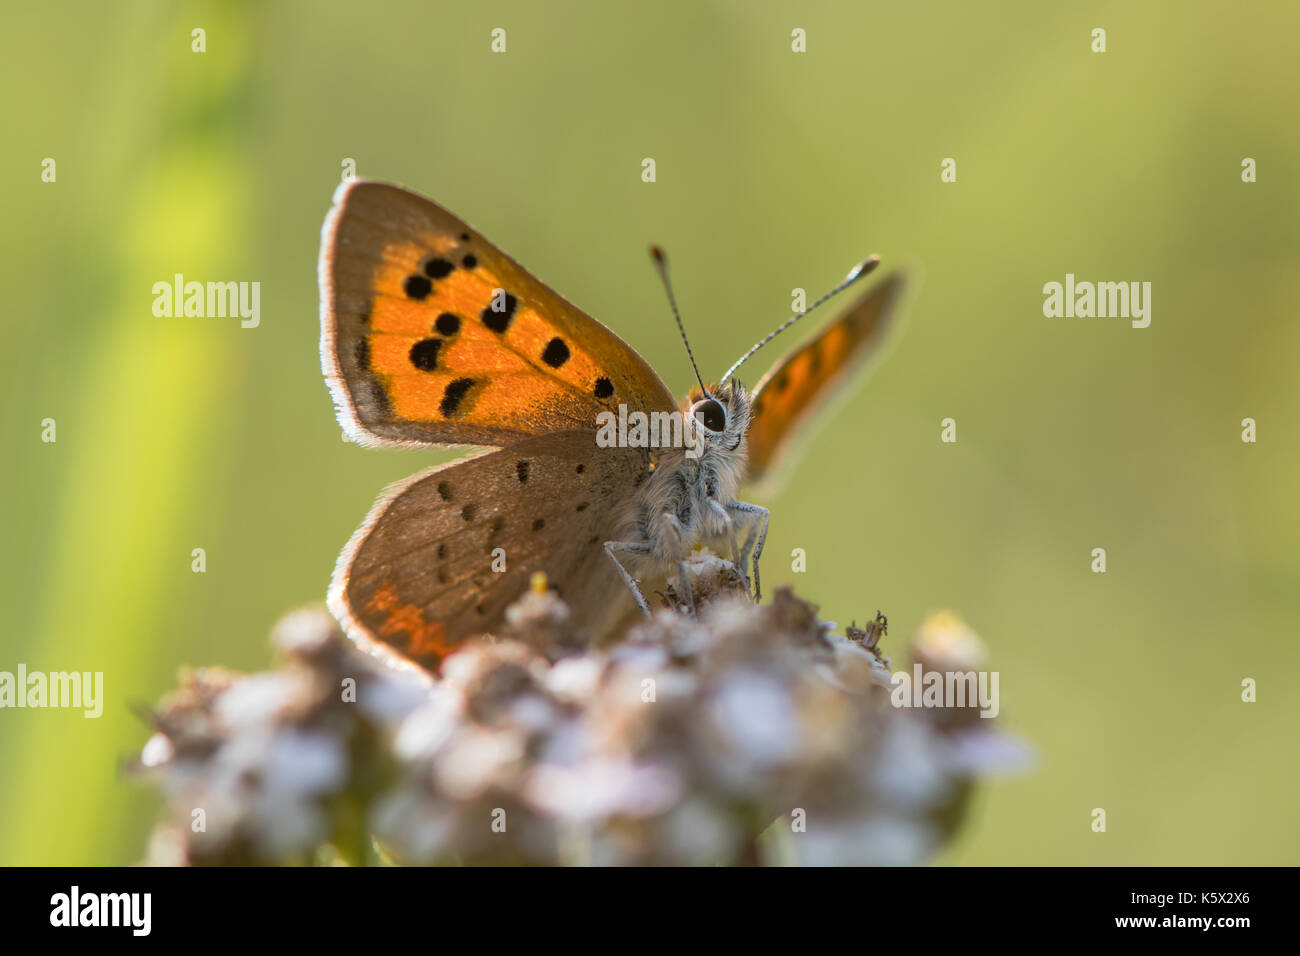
[746,273,905,483]
[320,180,676,448]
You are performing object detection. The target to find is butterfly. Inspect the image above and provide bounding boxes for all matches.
[320,180,904,673]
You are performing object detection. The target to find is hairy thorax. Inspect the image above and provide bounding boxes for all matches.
[617,382,752,565]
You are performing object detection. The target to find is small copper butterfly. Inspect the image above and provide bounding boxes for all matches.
[320,180,904,671]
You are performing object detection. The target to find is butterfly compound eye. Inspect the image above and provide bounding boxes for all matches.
[693,399,727,433]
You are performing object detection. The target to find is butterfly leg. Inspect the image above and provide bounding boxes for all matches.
[675,560,697,615]
[727,527,747,593]
[604,541,654,617]
[736,522,760,595]
[727,501,770,602]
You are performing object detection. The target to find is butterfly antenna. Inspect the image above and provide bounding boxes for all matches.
[719,255,881,384]
[650,246,710,397]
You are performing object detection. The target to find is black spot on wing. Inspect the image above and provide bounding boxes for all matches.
[423,258,454,279]
[440,378,475,417]
[409,338,442,371]
[482,291,518,333]
[541,337,570,368]
[435,312,461,336]
[404,274,432,300]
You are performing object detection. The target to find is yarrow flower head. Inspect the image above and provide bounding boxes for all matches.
[136,554,1029,865]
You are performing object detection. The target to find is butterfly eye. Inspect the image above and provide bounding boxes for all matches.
[693,399,727,433]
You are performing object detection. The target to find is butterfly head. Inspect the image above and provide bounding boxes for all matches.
[649,243,870,460]
[687,379,751,451]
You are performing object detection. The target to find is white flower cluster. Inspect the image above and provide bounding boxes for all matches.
[139,562,1027,866]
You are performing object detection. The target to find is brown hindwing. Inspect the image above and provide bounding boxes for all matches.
[329,430,650,670]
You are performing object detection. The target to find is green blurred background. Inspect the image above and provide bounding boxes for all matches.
[3,1,1298,866]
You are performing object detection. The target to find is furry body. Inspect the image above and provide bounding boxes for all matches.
[605,381,769,613]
